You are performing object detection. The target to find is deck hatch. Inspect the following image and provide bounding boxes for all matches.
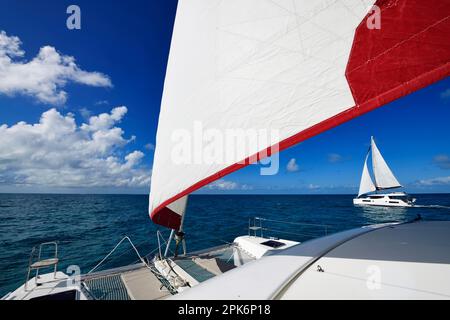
[261,240,285,248]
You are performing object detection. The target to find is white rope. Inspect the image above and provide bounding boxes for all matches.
[86,234,181,295]
[88,236,147,274]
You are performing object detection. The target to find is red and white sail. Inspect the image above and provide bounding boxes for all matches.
[150,0,450,230]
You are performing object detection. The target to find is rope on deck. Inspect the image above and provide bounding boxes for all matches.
[86,235,178,297]
[147,263,178,295]
[88,236,147,274]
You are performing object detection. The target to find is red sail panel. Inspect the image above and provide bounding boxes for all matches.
[346,0,450,107]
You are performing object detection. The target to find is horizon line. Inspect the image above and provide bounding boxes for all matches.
[1,192,449,196]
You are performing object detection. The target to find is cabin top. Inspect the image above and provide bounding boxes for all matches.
[172,220,450,300]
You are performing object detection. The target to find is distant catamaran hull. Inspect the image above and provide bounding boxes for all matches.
[353,192,416,207]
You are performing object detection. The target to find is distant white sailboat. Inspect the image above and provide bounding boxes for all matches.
[353,137,416,207]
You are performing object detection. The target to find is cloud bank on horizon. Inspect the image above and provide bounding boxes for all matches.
[0,30,111,105]
[0,106,150,189]
[205,179,253,191]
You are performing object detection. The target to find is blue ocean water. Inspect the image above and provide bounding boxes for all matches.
[1,193,450,296]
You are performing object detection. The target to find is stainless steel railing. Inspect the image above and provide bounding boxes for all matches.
[25,242,59,291]
[248,217,331,241]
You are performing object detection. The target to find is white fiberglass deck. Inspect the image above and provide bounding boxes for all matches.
[155,236,299,290]
[173,220,450,300]
[281,221,450,299]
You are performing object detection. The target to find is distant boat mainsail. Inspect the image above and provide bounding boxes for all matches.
[150,0,450,230]
[358,152,377,197]
[357,137,402,197]
[371,137,402,190]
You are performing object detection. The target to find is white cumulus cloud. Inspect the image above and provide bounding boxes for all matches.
[286,158,299,172]
[433,154,450,169]
[0,30,111,105]
[0,107,150,189]
[81,106,127,132]
[328,153,343,163]
[417,176,450,186]
[206,179,252,191]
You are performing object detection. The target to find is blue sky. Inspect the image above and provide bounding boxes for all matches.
[0,0,449,194]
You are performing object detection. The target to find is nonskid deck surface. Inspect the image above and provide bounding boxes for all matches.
[121,267,172,300]
[173,248,242,282]
[173,258,217,283]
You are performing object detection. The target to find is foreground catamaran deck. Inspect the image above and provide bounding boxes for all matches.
[2,231,299,300]
[176,220,450,300]
[4,219,450,300]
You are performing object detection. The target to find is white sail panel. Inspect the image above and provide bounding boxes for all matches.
[358,152,376,197]
[371,137,401,190]
[166,195,188,214]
